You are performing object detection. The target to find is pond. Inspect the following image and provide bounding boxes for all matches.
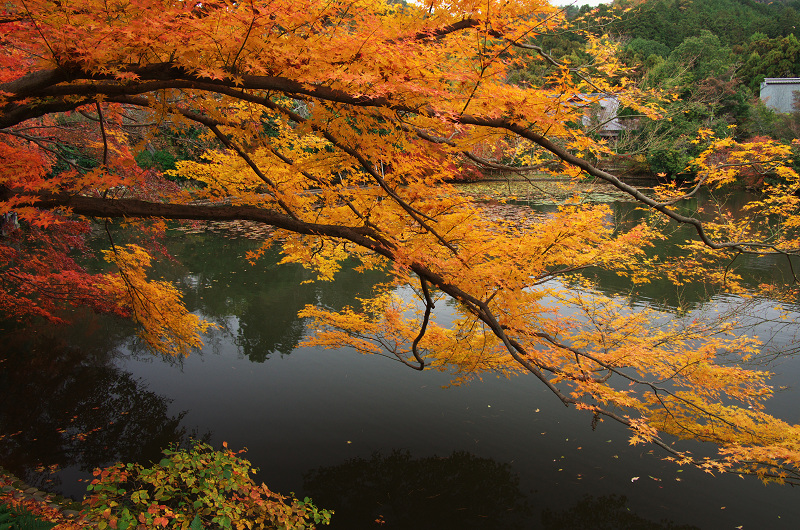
[1,196,799,529]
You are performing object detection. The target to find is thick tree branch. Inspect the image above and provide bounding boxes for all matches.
[5,189,388,250]
[3,65,795,258]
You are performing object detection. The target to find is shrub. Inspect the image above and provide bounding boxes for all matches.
[134,150,178,173]
[83,442,332,530]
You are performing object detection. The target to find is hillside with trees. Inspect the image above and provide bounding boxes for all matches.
[506,0,800,177]
[608,0,800,50]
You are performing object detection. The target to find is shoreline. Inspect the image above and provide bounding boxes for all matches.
[0,466,90,528]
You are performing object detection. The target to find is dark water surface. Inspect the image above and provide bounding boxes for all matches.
[2,201,800,529]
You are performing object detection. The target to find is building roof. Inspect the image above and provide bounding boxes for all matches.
[761,78,800,85]
[569,93,623,131]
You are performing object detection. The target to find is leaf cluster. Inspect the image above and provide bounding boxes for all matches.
[83,442,332,530]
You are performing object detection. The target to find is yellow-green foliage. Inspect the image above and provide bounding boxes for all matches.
[83,442,332,530]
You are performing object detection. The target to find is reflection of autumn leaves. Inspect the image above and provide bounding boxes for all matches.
[56,412,124,440]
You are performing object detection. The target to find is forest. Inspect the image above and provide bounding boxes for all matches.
[505,0,800,177]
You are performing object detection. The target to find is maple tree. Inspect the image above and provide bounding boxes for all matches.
[2,0,800,486]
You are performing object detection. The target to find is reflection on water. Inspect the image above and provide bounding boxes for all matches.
[304,450,533,529]
[541,495,698,530]
[304,451,698,530]
[0,209,799,528]
[155,234,387,362]
[581,199,800,309]
[0,313,200,499]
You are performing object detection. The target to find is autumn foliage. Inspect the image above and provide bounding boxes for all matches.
[1,0,800,485]
[83,442,331,529]
[0,471,87,529]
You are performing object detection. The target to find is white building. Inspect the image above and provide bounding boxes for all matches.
[759,78,800,114]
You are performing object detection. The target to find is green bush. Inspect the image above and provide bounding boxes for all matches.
[135,150,178,173]
[49,144,99,176]
[647,144,693,178]
[83,442,332,530]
